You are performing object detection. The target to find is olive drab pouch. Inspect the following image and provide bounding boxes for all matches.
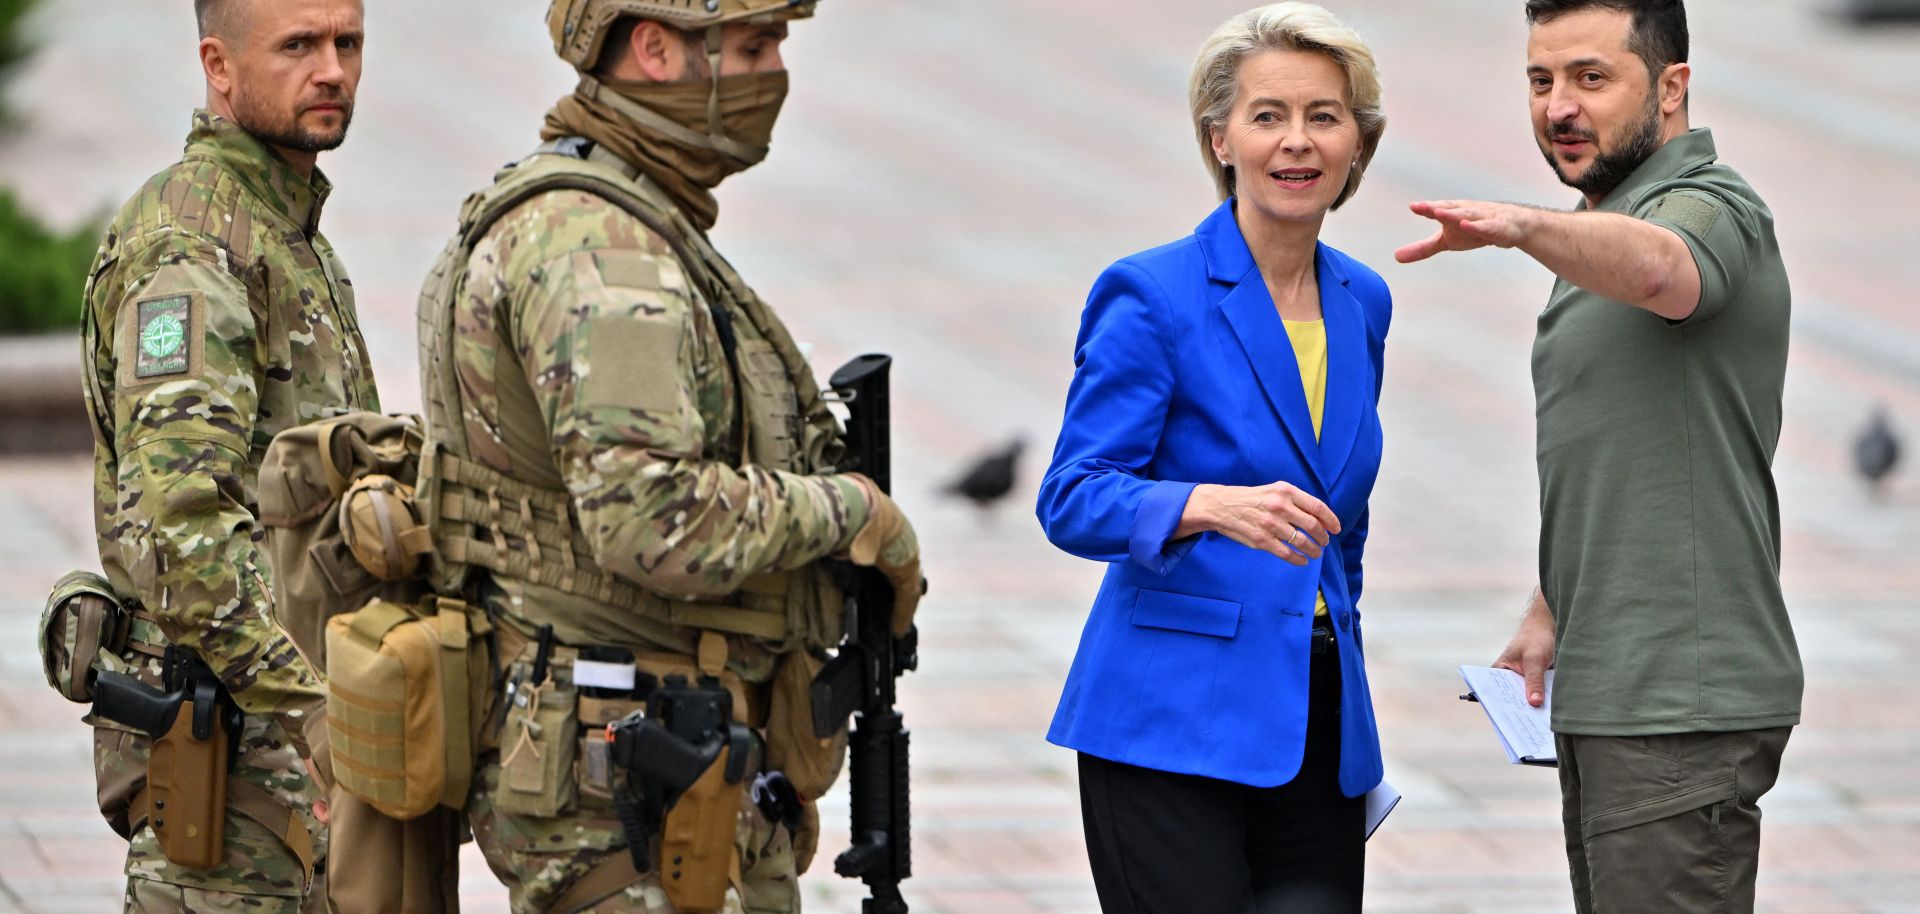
[763,649,847,803]
[259,412,429,670]
[325,596,492,820]
[39,571,130,703]
[497,648,580,818]
[339,473,432,582]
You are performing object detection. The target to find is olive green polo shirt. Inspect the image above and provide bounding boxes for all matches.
[1532,128,1800,736]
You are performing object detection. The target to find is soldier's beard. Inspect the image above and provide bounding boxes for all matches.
[233,87,354,155]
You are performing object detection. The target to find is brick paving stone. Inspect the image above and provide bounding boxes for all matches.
[2,2,1918,912]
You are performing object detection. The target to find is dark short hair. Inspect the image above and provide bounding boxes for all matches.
[1525,0,1689,83]
[591,16,707,80]
[592,17,645,76]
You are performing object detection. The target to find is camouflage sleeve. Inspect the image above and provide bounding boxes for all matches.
[99,238,325,721]
[506,244,871,600]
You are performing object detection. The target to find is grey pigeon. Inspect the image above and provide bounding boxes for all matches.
[1855,407,1901,493]
[945,437,1026,508]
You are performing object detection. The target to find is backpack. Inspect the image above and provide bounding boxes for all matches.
[257,411,430,668]
[259,411,488,820]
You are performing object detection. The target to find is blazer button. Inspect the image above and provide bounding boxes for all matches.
[1339,612,1353,632]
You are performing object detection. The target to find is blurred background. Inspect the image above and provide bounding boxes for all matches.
[2,1,1917,911]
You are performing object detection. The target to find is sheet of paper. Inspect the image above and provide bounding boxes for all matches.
[1364,780,1401,840]
[1459,665,1558,765]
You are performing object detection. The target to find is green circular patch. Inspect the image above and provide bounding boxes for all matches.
[140,314,185,360]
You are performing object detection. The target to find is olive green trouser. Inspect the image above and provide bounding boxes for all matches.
[1557,727,1792,914]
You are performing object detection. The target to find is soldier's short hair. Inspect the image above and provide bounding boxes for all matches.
[590,16,707,79]
[195,0,242,39]
[1189,3,1387,208]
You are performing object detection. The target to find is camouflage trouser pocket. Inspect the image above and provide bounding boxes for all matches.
[736,793,799,914]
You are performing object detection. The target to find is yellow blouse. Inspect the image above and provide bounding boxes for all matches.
[1282,317,1331,618]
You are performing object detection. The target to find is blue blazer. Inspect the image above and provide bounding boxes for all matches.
[1037,200,1390,795]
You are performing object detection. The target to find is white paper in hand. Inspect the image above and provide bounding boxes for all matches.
[1364,781,1401,840]
[1459,665,1558,766]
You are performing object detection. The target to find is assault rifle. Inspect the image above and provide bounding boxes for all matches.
[812,354,917,914]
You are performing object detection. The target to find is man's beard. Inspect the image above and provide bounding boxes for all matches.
[1541,93,1660,199]
[233,87,354,155]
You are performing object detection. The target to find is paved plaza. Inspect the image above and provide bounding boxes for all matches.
[2,1,1918,911]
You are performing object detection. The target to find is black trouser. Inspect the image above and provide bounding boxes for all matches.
[1078,621,1364,914]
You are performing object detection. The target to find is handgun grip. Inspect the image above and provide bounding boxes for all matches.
[92,671,181,737]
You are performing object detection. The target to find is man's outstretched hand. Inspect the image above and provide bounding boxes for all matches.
[1395,200,1536,263]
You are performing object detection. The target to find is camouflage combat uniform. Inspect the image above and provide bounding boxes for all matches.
[419,145,870,914]
[79,110,377,912]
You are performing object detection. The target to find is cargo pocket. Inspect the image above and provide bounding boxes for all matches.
[1130,589,1243,639]
[737,792,799,914]
[1581,777,1735,840]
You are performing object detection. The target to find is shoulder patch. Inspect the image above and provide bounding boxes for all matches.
[1650,193,1721,238]
[594,250,660,290]
[581,315,682,414]
[121,290,206,386]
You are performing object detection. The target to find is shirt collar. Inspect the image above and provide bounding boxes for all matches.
[184,109,332,235]
[1585,127,1718,212]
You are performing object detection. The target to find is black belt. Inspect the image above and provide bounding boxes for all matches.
[1310,619,1336,655]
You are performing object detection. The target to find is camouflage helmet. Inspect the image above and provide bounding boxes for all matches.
[548,0,818,70]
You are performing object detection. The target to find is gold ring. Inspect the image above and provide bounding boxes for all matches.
[1288,528,1300,547]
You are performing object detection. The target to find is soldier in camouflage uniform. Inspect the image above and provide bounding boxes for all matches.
[76,0,373,910]
[413,1,923,911]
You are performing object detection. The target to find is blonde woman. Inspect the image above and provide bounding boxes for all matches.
[1036,4,1390,910]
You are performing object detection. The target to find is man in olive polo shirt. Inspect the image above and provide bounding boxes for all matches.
[1396,0,1795,910]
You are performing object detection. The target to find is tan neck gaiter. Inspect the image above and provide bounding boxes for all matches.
[540,71,789,231]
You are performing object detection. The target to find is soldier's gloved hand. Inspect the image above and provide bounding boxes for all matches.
[844,473,923,638]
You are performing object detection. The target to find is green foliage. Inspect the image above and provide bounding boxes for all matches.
[0,0,91,334]
[0,188,97,333]
[0,0,37,122]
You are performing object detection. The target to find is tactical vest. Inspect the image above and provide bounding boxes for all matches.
[415,141,847,658]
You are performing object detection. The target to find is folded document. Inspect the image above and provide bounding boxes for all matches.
[1458,665,1558,766]
[1364,780,1401,840]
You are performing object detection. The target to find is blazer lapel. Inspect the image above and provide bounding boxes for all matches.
[1196,200,1328,489]
[1219,274,1328,490]
[1316,244,1367,487]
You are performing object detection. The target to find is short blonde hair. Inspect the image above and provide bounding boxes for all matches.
[1189,3,1386,208]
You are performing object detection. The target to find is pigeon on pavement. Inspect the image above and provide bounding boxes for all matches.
[1855,407,1901,495]
[945,437,1026,509]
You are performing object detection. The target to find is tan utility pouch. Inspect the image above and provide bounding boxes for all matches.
[148,696,230,869]
[661,748,746,914]
[339,473,432,582]
[39,571,131,703]
[763,650,848,802]
[326,597,492,820]
[497,649,579,818]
